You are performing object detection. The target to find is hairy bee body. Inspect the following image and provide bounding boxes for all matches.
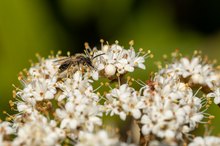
[56,54,93,73]
[55,51,104,76]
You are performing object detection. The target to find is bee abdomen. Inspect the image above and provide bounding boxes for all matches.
[59,61,71,73]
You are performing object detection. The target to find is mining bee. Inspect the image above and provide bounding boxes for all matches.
[54,45,104,76]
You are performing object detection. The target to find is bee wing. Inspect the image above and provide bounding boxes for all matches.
[53,57,70,64]
[58,59,73,73]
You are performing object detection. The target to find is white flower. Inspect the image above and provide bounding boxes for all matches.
[76,130,136,146]
[159,55,220,106]
[134,56,145,69]
[140,73,205,139]
[0,122,14,135]
[104,84,145,120]
[29,59,59,78]
[0,135,12,146]
[76,130,118,146]
[179,57,201,78]
[93,43,147,78]
[56,100,102,133]
[7,42,220,146]
[104,64,117,77]
[12,114,65,146]
[55,72,102,134]
[0,121,14,146]
[17,77,57,103]
[16,101,35,114]
[207,88,220,104]
[189,136,220,146]
[148,140,178,146]
[160,56,220,88]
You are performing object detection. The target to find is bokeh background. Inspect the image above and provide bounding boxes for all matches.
[0,0,220,135]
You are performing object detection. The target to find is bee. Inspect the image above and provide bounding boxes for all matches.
[55,48,104,75]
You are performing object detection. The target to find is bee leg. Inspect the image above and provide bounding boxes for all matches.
[79,64,85,74]
[66,64,73,78]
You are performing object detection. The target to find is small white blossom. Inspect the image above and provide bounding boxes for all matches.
[93,43,147,78]
[12,114,65,146]
[5,42,220,145]
[140,73,204,139]
[76,130,136,146]
[0,122,14,135]
[0,122,14,146]
[104,84,145,120]
[76,130,118,146]
[148,140,178,146]
[55,72,102,135]
[189,136,220,146]
[104,64,117,77]
[160,56,220,89]
[207,88,220,104]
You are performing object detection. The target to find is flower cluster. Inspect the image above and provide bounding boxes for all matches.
[76,130,136,146]
[55,72,102,133]
[92,41,149,79]
[104,73,208,141]
[12,113,65,146]
[140,73,205,140]
[189,136,220,146]
[159,52,220,104]
[160,55,220,87]
[104,84,145,120]
[1,41,220,146]
[0,121,14,146]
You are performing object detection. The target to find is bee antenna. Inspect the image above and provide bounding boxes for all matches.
[92,53,105,59]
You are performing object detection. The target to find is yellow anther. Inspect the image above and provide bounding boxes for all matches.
[9,100,14,107]
[57,50,62,55]
[100,39,104,43]
[67,51,70,56]
[12,90,16,98]
[105,82,110,86]
[194,50,198,55]
[129,40,134,46]
[84,42,89,48]
[163,54,168,59]
[97,92,100,96]
[127,76,131,81]
[6,117,11,121]
[139,48,143,52]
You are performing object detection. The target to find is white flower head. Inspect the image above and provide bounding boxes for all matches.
[104,84,145,120]
[93,42,149,79]
[189,136,220,146]
[76,130,136,146]
[207,88,220,104]
[140,73,205,140]
[12,114,65,146]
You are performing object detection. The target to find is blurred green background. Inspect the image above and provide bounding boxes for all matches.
[0,0,220,135]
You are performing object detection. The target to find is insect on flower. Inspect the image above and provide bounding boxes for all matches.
[54,45,104,75]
